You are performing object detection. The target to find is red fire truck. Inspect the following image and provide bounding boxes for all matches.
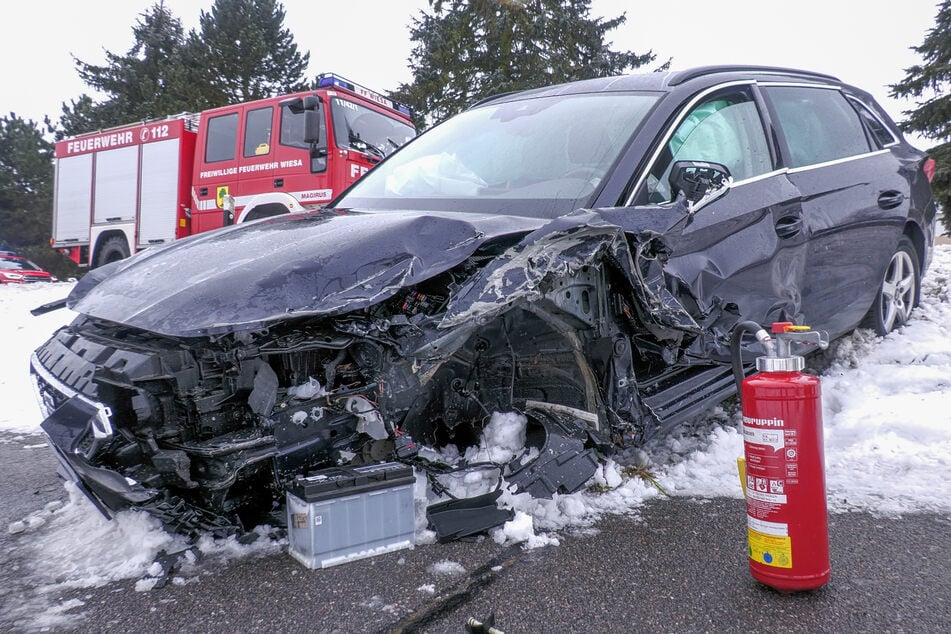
[51,74,416,267]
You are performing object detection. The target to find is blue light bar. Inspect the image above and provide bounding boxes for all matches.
[317,74,355,92]
[315,72,412,121]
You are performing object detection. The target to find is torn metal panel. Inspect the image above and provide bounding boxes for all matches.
[29,207,729,532]
[426,489,514,543]
[442,209,702,340]
[504,406,601,498]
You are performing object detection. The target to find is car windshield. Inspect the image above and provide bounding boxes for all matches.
[0,256,40,271]
[335,92,660,218]
[330,98,416,159]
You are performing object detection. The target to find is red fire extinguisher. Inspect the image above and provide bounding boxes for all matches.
[732,321,830,592]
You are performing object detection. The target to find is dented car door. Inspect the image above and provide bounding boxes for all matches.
[605,85,808,361]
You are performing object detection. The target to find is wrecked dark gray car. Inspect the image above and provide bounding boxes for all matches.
[31,66,936,534]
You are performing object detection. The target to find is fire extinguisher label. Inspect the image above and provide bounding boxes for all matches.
[747,489,787,504]
[748,528,793,568]
[742,424,785,451]
[744,416,794,568]
[747,516,787,536]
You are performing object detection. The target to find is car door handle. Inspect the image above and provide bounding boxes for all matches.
[877,191,904,210]
[774,215,803,239]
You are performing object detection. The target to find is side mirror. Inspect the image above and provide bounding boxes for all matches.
[279,94,320,113]
[669,160,732,211]
[280,94,322,145]
[303,110,320,144]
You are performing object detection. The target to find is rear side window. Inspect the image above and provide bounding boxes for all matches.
[848,97,897,148]
[205,113,238,163]
[764,86,872,167]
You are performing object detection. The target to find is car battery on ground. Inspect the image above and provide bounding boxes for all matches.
[286,462,416,569]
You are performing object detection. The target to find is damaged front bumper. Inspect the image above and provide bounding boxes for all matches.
[32,354,158,517]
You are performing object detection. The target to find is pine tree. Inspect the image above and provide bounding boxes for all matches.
[184,0,309,107]
[394,0,658,127]
[890,0,951,233]
[0,114,78,277]
[0,114,54,245]
[56,95,120,140]
[64,3,193,135]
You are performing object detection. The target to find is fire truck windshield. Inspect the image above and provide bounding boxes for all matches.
[330,98,415,159]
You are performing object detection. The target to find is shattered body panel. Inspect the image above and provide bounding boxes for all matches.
[33,209,693,525]
[31,66,936,532]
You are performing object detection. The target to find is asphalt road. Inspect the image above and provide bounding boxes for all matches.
[1,430,949,633]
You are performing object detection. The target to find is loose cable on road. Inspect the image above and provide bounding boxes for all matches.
[384,544,523,633]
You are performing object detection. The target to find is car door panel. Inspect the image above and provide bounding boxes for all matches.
[601,171,806,361]
[787,153,909,336]
[758,83,922,336]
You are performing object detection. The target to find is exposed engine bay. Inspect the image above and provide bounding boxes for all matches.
[31,212,747,536]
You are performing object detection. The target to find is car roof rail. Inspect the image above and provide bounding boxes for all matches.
[470,90,519,109]
[668,65,840,86]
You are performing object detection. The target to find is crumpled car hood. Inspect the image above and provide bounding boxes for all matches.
[67,209,546,337]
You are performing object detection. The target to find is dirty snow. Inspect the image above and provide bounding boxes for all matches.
[2,245,951,628]
[428,559,467,577]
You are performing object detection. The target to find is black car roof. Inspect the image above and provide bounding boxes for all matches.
[476,65,845,106]
[665,65,839,85]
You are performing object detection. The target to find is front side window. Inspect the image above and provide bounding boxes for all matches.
[280,103,324,150]
[205,112,238,163]
[645,89,772,204]
[764,86,872,167]
[243,107,273,157]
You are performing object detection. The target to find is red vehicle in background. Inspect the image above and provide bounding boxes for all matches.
[0,252,56,284]
[51,74,415,268]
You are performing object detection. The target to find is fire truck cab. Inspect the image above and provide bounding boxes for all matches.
[190,74,416,233]
[51,74,415,268]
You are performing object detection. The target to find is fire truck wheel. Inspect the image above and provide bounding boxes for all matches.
[95,236,131,268]
[860,236,920,336]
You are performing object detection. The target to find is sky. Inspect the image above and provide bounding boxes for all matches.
[0,1,942,149]
[3,245,951,628]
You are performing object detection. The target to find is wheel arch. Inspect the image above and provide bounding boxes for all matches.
[402,303,608,447]
[236,192,310,223]
[91,230,132,268]
[903,220,927,280]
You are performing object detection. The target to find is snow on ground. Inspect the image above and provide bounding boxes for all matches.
[2,247,951,628]
[0,283,79,433]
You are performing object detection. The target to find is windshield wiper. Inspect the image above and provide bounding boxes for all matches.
[348,131,386,160]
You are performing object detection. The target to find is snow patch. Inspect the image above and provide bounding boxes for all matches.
[428,559,466,576]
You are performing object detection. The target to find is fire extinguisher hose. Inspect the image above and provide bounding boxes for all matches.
[730,320,767,393]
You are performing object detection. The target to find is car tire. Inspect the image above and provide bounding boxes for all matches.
[95,236,130,268]
[860,236,920,336]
